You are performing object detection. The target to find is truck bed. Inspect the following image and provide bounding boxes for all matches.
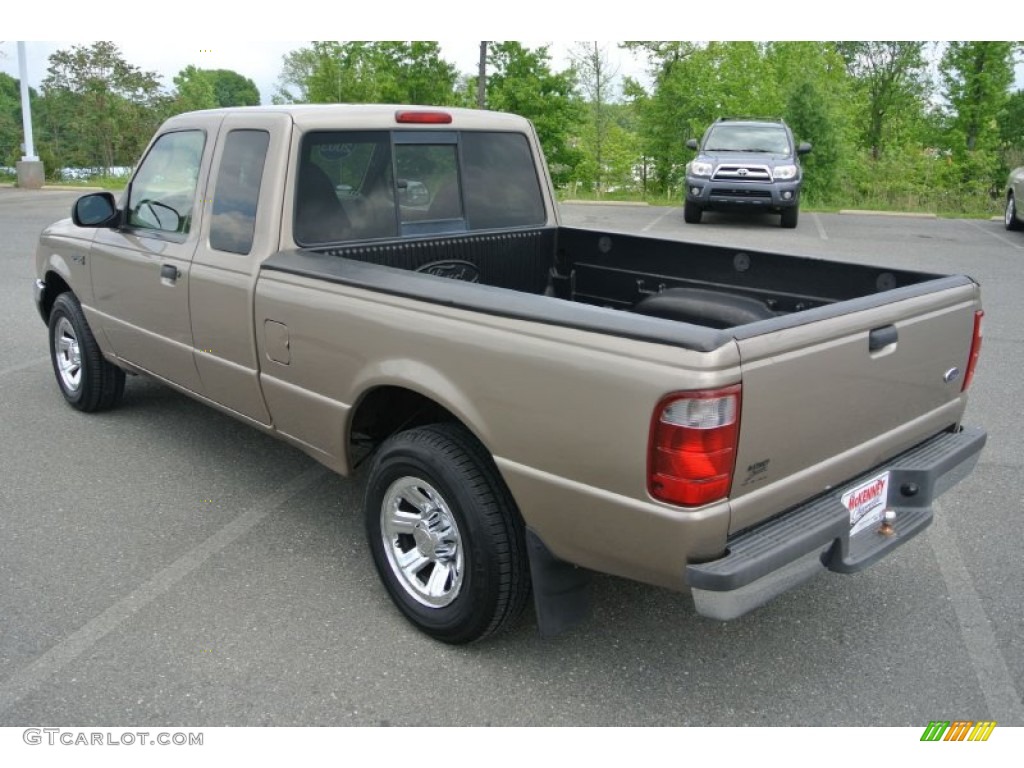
[265,225,971,350]
[263,225,981,542]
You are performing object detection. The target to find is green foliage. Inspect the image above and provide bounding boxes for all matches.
[941,42,1015,153]
[485,42,584,186]
[168,67,261,115]
[623,41,791,192]
[171,65,219,113]
[38,41,163,173]
[274,41,460,106]
[831,147,999,216]
[834,41,931,159]
[766,42,853,203]
[998,89,1024,170]
[206,69,260,107]
[12,40,1019,217]
[938,42,1018,195]
[0,72,31,165]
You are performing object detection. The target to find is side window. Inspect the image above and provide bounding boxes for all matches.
[210,130,270,255]
[461,132,545,229]
[295,131,396,245]
[127,130,205,235]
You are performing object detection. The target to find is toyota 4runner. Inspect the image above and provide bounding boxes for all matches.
[684,117,811,229]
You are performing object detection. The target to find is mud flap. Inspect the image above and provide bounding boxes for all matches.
[526,529,592,637]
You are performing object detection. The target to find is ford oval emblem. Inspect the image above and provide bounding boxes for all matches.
[943,367,960,383]
[415,259,480,283]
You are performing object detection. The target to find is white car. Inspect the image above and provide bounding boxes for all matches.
[1006,167,1024,231]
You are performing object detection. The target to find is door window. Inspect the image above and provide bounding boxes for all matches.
[127,130,206,236]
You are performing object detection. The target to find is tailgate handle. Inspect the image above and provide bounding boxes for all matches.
[869,325,898,351]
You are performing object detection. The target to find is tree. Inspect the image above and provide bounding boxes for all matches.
[0,72,27,165]
[765,42,853,203]
[274,41,460,106]
[835,41,930,159]
[171,67,261,113]
[998,89,1024,152]
[206,69,260,107]
[623,42,781,193]
[571,42,619,193]
[940,41,1015,153]
[170,65,218,114]
[485,42,583,186]
[39,41,163,171]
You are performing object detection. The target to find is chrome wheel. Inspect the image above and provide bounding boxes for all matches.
[53,316,82,393]
[380,476,464,608]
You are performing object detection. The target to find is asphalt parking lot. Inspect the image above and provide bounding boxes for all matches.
[1,190,1021,726]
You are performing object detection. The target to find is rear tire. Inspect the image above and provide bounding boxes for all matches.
[780,206,799,229]
[1006,194,1022,231]
[48,292,125,412]
[683,200,703,224]
[364,423,530,644]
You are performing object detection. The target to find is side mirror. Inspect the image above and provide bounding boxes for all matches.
[797,142,812,156]
[686,138,699,151]
[72,192,120,227]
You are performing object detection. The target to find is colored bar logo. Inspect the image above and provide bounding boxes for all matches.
[920,720,996,741]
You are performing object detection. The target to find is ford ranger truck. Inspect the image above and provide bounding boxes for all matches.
[32,105,986,644]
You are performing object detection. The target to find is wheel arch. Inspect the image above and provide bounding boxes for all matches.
[347,381,494,471]
[40,270,73,323]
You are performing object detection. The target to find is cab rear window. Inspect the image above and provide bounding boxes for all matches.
[294,130,545,246]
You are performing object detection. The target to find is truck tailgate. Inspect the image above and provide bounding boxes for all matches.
[728,278,981,534]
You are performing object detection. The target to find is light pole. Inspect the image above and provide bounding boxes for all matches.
[16,41,44,189]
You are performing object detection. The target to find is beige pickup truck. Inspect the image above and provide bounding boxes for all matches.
[33,105,986,644]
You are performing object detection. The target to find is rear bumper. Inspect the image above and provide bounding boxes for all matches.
[686,425,986,620]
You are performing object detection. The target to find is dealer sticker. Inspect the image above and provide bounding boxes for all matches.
[842,471,890,535]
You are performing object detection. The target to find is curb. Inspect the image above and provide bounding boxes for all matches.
[838,209,937,219]
[0,184,108,192]
[560,200,651,207]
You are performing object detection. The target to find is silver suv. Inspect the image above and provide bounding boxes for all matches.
[684,118,811,229]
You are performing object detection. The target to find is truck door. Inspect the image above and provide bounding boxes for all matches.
[89,118,221,393]
[188,112,292,424]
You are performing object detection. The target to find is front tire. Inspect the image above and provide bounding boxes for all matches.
[1006,194,1022,231]
[683,200,703,224]
[780,206,799,229]
[364,423,530,644]
[48,292,125,412]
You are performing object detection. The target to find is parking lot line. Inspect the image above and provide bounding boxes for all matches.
[961,219,1024,250]
[811,213,828,240]
[0,464,329,716]
[642,208,676,232]
[929,503,1024,723]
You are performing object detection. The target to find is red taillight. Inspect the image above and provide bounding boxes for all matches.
[961,309,983,392]
[395,110,453,124]
[648,385,741,507]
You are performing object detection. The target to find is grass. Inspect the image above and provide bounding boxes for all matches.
[0,173,127,191]
[556,187,1005,219]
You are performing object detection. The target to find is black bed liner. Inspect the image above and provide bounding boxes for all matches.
[260,226,974,352]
